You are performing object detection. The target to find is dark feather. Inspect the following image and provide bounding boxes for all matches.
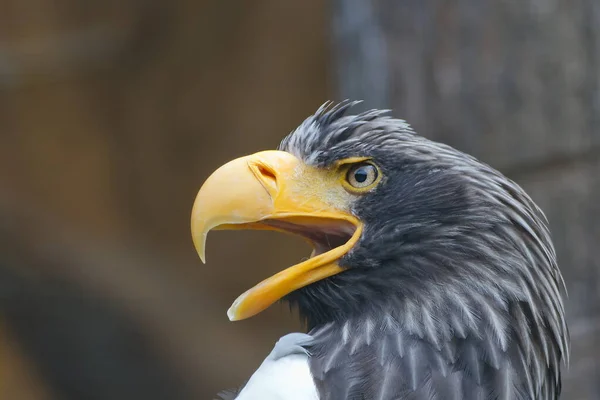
[278,101,568,399]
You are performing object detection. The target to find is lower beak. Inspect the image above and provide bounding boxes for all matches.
[191,150,362,321]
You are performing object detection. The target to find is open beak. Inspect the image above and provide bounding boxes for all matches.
[191,150,362,321]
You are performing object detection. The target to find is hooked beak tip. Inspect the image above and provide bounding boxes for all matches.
[191,226,208,264]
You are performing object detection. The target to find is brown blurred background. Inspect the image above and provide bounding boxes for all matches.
[0,1,598,399]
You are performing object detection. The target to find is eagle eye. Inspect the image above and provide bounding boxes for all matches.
[344,162,380,191]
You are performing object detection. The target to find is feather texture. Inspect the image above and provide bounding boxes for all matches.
[278,102,568,399]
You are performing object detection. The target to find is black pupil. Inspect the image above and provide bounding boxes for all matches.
[354,167,369,183]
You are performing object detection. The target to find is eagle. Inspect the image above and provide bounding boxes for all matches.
[191,101,569,399]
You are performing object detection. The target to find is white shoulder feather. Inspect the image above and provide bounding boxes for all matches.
[235,333,319,400]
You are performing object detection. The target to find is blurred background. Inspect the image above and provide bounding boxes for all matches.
[0,1,598,399]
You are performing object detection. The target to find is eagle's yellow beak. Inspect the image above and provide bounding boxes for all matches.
[191,150,362,321]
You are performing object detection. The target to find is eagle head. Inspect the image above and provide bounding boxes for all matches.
[192,101,568,398]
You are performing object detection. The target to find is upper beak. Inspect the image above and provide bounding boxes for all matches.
[191,150,362,321]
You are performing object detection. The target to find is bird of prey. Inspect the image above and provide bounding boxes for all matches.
[191,101,569,399]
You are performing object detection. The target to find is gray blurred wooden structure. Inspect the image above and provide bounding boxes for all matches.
[333,1,600,398]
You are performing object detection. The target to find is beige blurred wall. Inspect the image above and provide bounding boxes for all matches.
[0,1,329,398]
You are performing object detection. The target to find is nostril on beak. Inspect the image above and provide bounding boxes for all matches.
[256,164,278,191]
